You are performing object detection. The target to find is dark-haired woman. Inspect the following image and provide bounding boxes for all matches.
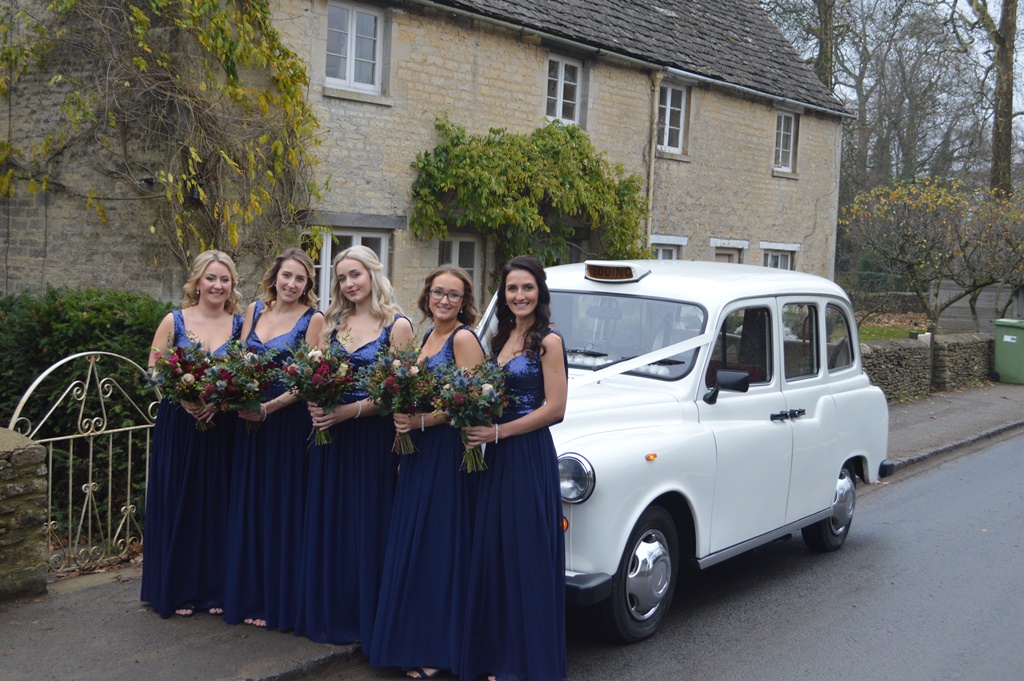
[460,255,568,681]
[142,250,244,619]
[369,265,485,680]
[222,248,324,630]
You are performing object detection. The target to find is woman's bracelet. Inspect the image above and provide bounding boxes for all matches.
[260,403,267,421]
[354,400,363,419]
[420,414,426,431]
[494,424,500,444]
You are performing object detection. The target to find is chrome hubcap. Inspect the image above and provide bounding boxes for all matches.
[624,529,672,621]
[830,470,855,534]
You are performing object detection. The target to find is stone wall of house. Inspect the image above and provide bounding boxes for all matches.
[861,334,996,401]
[0,429,48,601]
[651,91,840,278]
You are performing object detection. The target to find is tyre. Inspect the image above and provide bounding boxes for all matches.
[801,465,856,552]
[601,505,679,643]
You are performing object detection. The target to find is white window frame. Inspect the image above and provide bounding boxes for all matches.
[546,55,583,125]
[657,84,689,154]
[760,241,800,270]
[438,236,483,305]
[307,229,390,310]
[774,111,798,172]
[652,234,688,260]
[325,1,383,95]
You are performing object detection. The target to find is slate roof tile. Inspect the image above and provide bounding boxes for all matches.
[429,0,845,113]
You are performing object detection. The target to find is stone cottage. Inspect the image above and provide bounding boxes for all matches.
[1,0,848,312]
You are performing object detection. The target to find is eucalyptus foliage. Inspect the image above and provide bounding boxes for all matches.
[410,117,650,271]
[0,0,324,271]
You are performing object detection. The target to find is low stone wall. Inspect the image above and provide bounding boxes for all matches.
[932,333,994,391]
[0,429,48,601]
[862,333,995,401]
[861,338,932,401]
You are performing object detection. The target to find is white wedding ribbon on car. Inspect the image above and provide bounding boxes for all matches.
[567,331,715,390]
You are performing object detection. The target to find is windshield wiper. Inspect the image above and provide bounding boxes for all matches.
[566,348,608,357]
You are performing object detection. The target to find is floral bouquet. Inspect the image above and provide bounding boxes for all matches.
[274,341,355,445]
[433,360,512,472]
[148,344,217,430]
[205,342,278,432]
[358,346,435,454]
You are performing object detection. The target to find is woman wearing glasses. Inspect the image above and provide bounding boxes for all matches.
[369,265,484,680]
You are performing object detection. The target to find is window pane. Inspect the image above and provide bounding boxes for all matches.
[826,305,854,370]
[359,236,383,260]
[561,102,576,121]
[563,63,578,84]
[354,59,375,84]
[707,307,771,387]
[457,241,475,270]
[782,303,818,379]
[562,81,577,105]
[325,55,343,80]
[670,88,683,109]
[328,4,348,30]
[355,34,376,61]
[326,31,344,55]
[438,240,452,265]
[548,59,559,79]
[356,11,376,37]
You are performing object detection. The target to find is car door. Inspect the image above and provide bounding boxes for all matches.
[776,298,840,523]
[697,299,793,554]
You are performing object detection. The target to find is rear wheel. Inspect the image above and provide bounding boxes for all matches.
[601,506,679,643]
[802,465,856,552]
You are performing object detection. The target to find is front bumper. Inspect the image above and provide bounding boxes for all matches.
[565,571,612,607]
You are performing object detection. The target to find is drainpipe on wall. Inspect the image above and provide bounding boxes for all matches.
[646,71,663,251]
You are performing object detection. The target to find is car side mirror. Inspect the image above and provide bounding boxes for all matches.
[702,369,751,405]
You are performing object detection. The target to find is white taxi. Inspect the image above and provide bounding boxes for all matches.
[479,260,893,642]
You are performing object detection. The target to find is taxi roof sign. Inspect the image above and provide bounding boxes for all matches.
[584,261,651,283]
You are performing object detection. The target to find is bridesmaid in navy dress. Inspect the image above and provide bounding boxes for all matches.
[142,249,244,618]
[297,245,414,644]
[369,264,485,680]
[222,248,324,630]
[461,256,568,681]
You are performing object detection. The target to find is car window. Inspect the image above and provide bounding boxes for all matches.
[550,291,705,380]
[825,304,854,371]
[705,306,773,387]
[782,302,820,380]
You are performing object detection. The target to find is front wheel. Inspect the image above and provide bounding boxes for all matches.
[601,505,679,643]
[802,465,856,552]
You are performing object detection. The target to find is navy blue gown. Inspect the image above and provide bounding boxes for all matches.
[369,326,482,674]
[141,309,243,618]
[294,315,405,645]
[460,329,567,681]
[222,301,322,630]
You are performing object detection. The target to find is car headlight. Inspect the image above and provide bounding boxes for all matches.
[558,453,595,504]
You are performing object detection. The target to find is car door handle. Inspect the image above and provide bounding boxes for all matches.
[788,408,806,419]
[770,411,790,421]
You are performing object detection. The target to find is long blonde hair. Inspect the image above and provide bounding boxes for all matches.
[259,247,318,309]
[180,250,244,314]
[321,245,402,344]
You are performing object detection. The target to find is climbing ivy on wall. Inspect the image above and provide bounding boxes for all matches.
[0,0,324,271]
[409,117,651,272]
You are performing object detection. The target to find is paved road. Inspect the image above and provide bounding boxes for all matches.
[307,429,1024,681]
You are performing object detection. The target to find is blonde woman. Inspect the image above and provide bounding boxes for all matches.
[296,245,415,644]
[142,250,244,619]
[222,248,324,630]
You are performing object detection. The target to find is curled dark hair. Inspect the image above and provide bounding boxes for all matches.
[416,264,479,326]
[490,255,551,360]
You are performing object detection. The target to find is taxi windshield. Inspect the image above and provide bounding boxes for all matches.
[550,291,706,380]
